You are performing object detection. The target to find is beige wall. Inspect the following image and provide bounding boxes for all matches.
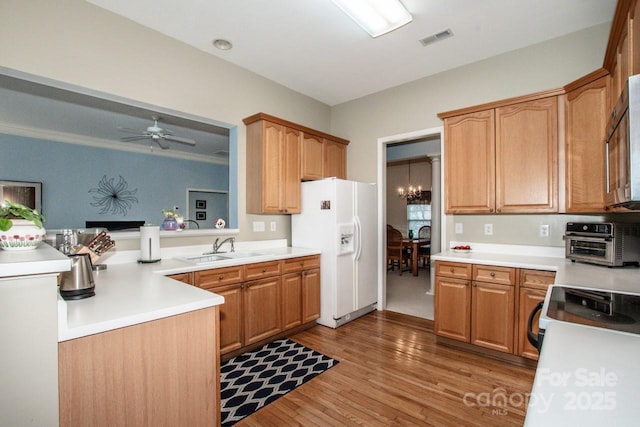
[0,0,331,242]
[331,22,612,248]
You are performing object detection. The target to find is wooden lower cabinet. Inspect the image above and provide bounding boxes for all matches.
[517,269,556,360]
[167,272,193,285]
[59,307,219,427]
[195,255,321,357]
[215,283,244,354]
[434,276,471,342]
[471,281,515,353]
[244,276,282,345]
[435,261,554,363]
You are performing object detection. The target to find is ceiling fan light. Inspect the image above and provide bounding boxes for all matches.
[332,0,412,38]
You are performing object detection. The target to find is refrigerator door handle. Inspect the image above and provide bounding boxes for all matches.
[353,216,362,261]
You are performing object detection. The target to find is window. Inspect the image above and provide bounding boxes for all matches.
[407,203,431,236]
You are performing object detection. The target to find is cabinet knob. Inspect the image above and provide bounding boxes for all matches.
[490,272,496,277]
[450,268,455,273]
[262,268,266,273]
[218,275,224,281]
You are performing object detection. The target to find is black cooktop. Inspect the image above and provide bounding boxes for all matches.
[547,286,640,335]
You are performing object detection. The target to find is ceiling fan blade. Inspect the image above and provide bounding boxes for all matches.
[156,139,171,149]
[163,135,196,146]
[120,135,150,142]
[118,126,147,135]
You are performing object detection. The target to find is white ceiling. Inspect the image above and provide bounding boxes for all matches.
[89,0,617,106]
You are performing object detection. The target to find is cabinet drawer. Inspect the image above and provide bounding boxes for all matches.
[283,255,321,273]
[195,266,244,289]
[520,269,555,290]
[435,261,472,279]
[244,261,282,281]
[473,265,516,286]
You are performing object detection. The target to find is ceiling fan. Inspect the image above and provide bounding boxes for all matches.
[118,115,196,149]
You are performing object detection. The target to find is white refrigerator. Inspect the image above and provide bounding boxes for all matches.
[292,178,378,328]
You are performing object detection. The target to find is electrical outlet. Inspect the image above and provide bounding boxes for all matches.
[540,224,550,237]
[484,224,493,235]
[455,223,463,234]
[270,221,276,232]
[253,221,265,232]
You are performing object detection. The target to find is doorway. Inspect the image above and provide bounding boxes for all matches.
[376,127,443,320]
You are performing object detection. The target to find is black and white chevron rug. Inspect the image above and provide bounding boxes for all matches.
[220,338,339,426]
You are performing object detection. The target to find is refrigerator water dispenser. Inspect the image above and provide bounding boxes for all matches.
[337,223,354,255]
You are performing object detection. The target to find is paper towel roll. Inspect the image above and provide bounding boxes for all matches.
[139,225,160,262]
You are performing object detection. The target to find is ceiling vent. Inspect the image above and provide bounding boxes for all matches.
[419,28,454,47]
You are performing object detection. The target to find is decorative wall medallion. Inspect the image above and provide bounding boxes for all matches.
[89,175,138,215]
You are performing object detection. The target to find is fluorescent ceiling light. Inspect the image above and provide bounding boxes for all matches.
[332,0,412,38]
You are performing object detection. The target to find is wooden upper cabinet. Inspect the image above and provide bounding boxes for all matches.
[605,0,640,107]
[301,135,348,180]
[245,119,301,214]
[495,97,558,213]
[301,133,324,180]
[244,113,349,214]
[324,139,347,179]
[443,110,496,213]
[442,94,559,214]
[564,72,610,213]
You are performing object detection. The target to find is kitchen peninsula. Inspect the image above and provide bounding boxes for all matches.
[1,237,319,426]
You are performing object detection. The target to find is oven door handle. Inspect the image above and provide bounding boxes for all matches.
[527,301,545,350]
[563,234,612,242]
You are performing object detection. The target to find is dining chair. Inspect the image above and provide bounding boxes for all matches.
[418,225,431,268]
[387,226,411,275]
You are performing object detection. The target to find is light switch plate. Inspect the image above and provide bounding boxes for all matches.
[455,223,463,234]
[270,221,276,232]
[253,221,265,232]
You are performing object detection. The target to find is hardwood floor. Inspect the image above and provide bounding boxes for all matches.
[237,311,535,427]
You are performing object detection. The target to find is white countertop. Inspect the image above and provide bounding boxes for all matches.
[524,321,640,426]
[57,243,321,342]
[0,243,70,277]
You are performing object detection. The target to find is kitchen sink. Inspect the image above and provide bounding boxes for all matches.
[182,254,230,264]
[220,251,264,258]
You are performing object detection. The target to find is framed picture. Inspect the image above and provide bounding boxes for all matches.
[0,180,42,212]
[196,200,207,209]
[196,211,206,220]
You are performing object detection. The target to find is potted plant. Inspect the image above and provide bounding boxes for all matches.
[161,209,180,231]
[0,200,47,250]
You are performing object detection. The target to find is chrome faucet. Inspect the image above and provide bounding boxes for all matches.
[210,237,235,254]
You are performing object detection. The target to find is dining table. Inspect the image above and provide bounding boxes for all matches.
[402,238,430,276]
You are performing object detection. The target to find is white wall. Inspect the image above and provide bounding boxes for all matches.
[0,0,331,242]
[331,22,612,248]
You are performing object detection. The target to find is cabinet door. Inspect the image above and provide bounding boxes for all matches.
[282,272,302,330]
[244,277,282,345]
[495,97,558,213]
[564,76,610,213]
[517,287,547,360]
[444,110,495,213]
[471,282,515,353]
[324,139,347,179]
[214,283,244,354]
[302,268,321,323]
[434,276,471,342]
[301,133,324,180]
[261,121,285,213]
[282,126,301,213]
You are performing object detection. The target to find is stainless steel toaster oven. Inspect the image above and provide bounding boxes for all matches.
[564,222,640,267]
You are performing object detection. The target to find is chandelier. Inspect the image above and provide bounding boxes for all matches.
[397,160,422,201]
